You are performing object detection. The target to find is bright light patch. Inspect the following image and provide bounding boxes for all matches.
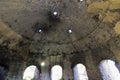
[80,0,83,1]
[38,29,42,33]
[23,65,38,80]
[73,64,88,80]
[68,29,72,33]
[99,60,120,80]
[53,11,58,16]
[51,65,62,80]
[41,62,45,67]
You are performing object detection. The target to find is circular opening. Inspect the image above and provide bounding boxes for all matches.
[53,11,58,16]
[68,29,72,33]
[38,29,42,33]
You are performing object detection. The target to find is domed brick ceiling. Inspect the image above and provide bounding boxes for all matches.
[0,0,120,58]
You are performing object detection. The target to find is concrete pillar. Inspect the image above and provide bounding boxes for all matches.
[40,57,50,80]
[85,50,102,80]
[6,62,26,80]
[63,59,73,80]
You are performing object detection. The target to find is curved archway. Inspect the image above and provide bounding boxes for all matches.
[51,65,63,80]
[23,65,39,80]
[0,66,6,80]
[73,64,88,80]
[99,59,120,80]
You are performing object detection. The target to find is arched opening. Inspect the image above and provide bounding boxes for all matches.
[0,66,6,80]
[23,65,39,80]
[51,65,63,80]
[73,64,88,80]
[99,59,120,80]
